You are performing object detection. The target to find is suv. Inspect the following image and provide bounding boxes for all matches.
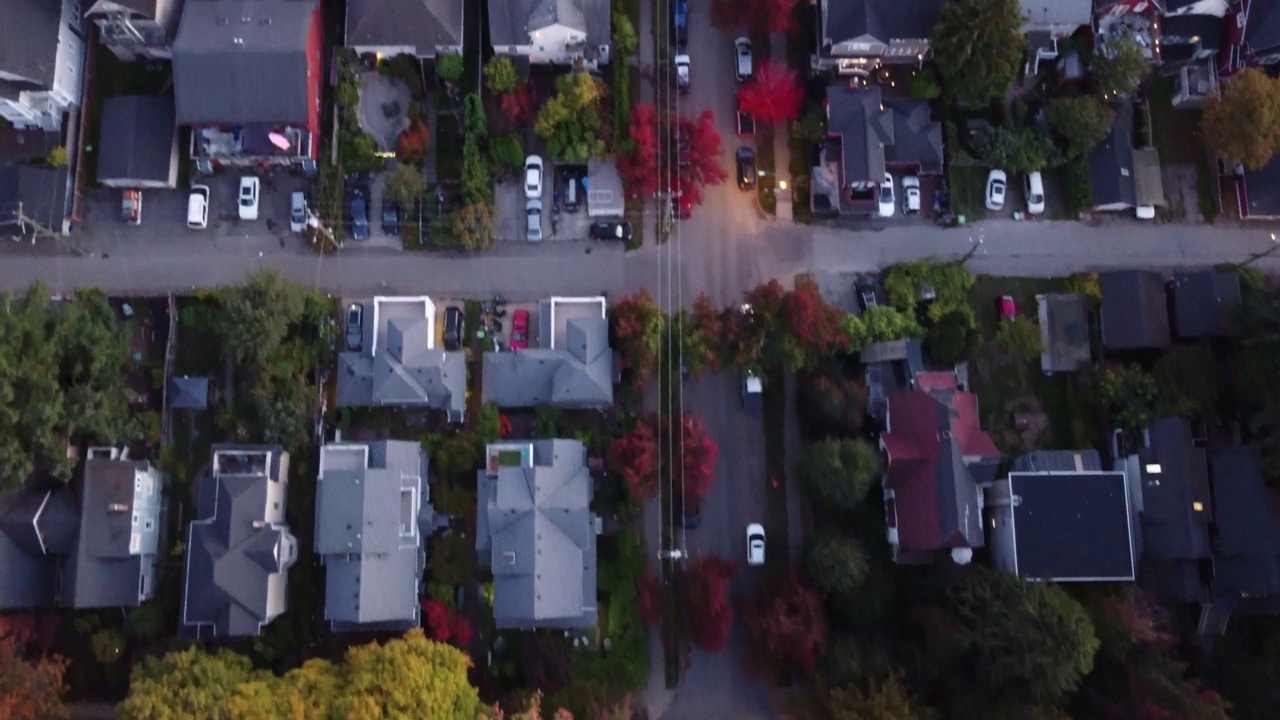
[675,54,691,94]
[345,304,363,351]
[381,197,400,235]
[350,190,370,240]
[443,306,463,351]
[672,0,688,46]
[734,38,753,82]
[289,191,307,232]
[736,147,756,190]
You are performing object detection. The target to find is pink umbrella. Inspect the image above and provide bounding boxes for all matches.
[268,132,291,151]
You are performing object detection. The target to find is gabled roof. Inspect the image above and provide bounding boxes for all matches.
[827,86,892,185]
[346,0,462,55]
[820,0,945,45]
[96,96,177,185]
[476,440,597,629]
[1168,270,1241,339]
[1162,13,1225,51]
[0,164,71,230]
[336,304,467,417]
[316,441,426,632]
[169,376,210,410]
[1036,293,1091,373]
[488,0,610,47]
[172,0,317,125]
[1247,0,1280,56]
[883,97,944,174]
[882,387,1000,554]
[1134,418,1211,562]
[1088,103,1138,208]
[1208,444,1280,605]
[0,0,63,87]
[0,489,76,609]
[1099,270,1172,350]
[482,315,613,408]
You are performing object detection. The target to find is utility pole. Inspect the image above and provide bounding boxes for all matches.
[955,234,984,265]
[1241,233,1280,267]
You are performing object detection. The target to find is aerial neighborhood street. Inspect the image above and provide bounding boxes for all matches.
[6,0,1280,718]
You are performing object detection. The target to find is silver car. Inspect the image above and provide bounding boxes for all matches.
[526,199,543,242]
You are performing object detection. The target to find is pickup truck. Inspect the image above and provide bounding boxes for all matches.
[675,55,690,94]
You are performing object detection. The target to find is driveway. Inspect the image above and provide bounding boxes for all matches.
[357,71,411,151]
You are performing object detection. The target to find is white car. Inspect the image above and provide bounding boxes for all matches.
[524,155,543,199]
[526,199,543,241]
[985,169,1007,212]
[186,184,209,229]
[1135,205,1156,220]
[734,37,753,82]
[746,523,765,567]
[675,54,691,93]
[878,172,896,218]
[1025,171,1045,215]
[901,176,920,214]
[238,176,260,221]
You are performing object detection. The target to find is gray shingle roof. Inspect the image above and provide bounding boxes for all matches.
[482,316,613,408]
[1169,270,1241,339]
[169,376,210,410]
[316,441,426,632]
[172,0,317,125]
[1037,293,1091,373]
[1088,103,1137,208]
[476,440,597,629]
[0,164,71,230]
[96,96,177,186]
[0,0,63,87]
[488,0,610,48]
[821,0,945,44]
[346,0,463,56]
[1018,0,1091,31]
[336,345,466,415]
[1208,444,1280,605]
[1136,418,1211,562]
[827,86,892,185]
[1100,270,1171,350]
[0,489,74,609]
[883,97,944,175]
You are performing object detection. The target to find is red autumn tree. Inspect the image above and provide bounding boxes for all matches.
[711,0,797,33]
[610,420,659,501]
[672,111,727,208]
[610,288,665,386]
[500,81,539,128]
[421,599,473,649]
[686,556,736,652]
[689,293,724,370]
[785,276,851,359]
[0,623,68,720]
[676,414,720,506]
[637,570,664,626]
[743,575,827,682]
[617,103,660,198]
[737,63,804,126]
[396,118,431,166]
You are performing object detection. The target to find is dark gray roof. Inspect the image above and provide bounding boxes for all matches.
[1019,0,1090,30]
[346,0,463,55]
[336,305,466,417]
[827,86,892,185]
[62,458,166,608]
[1013,449,1102,473]
[1037,293,1091,373]
[172,0,317,125]
[181,445,296,639]
[1099,270,1172,350]
[1169,270,1241,339]
[1243,154,1280,218]
[1248,0,1280,56]
[862,339,924,424]
[883,97,944,174]
[0,490,72,609]
[476,440,597,629]
[169,376,210,410]
[1005,471,1136,581]
[820,0,945,44]
[0,0,62,87]
[1088,103,1137,208]
[1162,13,1224,51]
[482,315,612,408]
[1136,418,1211,562]
[96,96,177,185]
[488,0,610,48]
[0,164,71,230]
[315,441,425,632]
[1208,445,1280,603]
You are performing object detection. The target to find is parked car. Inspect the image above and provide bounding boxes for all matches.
[237,176,260,221]
[443,306,463,351]
[856,278,878,311]
[510,308,530,350]
[878,173,896,218]
[999,295,1016,322]
[350,190,370,240]
[683,499,702,529]
[736,147,756,190]
[672,0,688,46]
[675,54,691,94]
[1136,205,1156,220]
[734,37,753,82]
[526,199,543,241]
[1025,171,1045,215]
[742,372,763,411]
[289,191,307,232]
[985,169,1007,211]
[589,221,632,241]
[901,176,921,214]
[345,304,363,351]
[673,194,692,220]
[746,523,766,566]
[187,185,210,230]
[524,155,544,199]
[381,197,400,235]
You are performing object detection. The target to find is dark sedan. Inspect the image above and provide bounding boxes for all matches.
[589,221,632,241]
[736,147,756,190]
[381,197,400,235]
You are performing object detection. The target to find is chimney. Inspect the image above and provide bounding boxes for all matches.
[107,502,129,513]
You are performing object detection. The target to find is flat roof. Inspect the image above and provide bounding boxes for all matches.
[1007,471,1136,582]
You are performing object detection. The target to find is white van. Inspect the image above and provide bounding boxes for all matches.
[187,185,210,229]
[290,191,307,233]
[1024,171,1045,215]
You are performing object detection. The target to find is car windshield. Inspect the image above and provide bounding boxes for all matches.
[240,194,252,206]
[1030,193,1044,204]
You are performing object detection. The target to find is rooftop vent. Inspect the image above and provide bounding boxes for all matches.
[107,502,129,513]
[502,551,517,565]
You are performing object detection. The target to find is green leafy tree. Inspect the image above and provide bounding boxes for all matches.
[489,133,525,172]
[436,54,464,83]
[461,138,491,206]
[930,0,1025,102]
[796,372,867,439]
[1097,363,1157,432]
[336,629,485,719]
[216,270,306,367]
[45,146,68,168]
[925,308,983,364]
[794,108,827,144]
[846,305,924,350]
[996,316,1043,362]
[1046,95,1116,159]
[974,126,1057,175]
[1093,36,1151,100]
[806,531,869,597]
[335,78,359,109]
[384,162,427,211]
[793,438,882,510]
[339,130,382,173]
[117,647,263,719]
[612,9,638,56]
[905,68,941,99]
[825,670,938,720]
[463,94,487,139]
[1203,67,1280,169]
[483,56,519,94]
[535,72,608,162]
[451,201,495,252]
[1151,346,1218,418]
[882,261,974,313]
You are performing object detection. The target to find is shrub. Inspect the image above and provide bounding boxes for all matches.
[996,316,1043,362]
[436,54,463,83]
[483,56,519,94]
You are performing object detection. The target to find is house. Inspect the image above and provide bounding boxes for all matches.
[880,370,1001,565]
[1238,154,1280,219]
[813,0,946,74]
[812,86,943,216]
[1019,0,1092,75]
[168,376,209,410]
[0,163,72,237]
[1239,0,1280,68]
[1036,293,1091,373]
[482,297,613,409]
[180,445,297,639]
[336,296,467,421]
[96,96,179,189]
[346,0,463,59]
[476,439,599,630]
[1161,2,1229,107]
[1119,417,1212,602]
[0,448,167,610]
[1168,270,1242,339]
[488,0,611,67]
[1099,270,1172,350]
[0,0,86,132]
[1205,444,1280,622]
[988,450,1137,582]
[86,0,186,62]
[315,441,430,633]
[172,0,322,173]
[860,338,924,424]
[1087,103,1165,215]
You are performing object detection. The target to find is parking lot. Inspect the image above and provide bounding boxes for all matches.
[494,162,595,243]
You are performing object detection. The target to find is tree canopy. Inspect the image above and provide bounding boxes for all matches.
[1203,67,1280,170]
[1092,37,1150,100]
[930,0,1025,102]
[1046,96,1116,160]
[0,627,68,720]
[794,438,882,510]
[535,72,608,162]
[736,63,804,125]
[806,531,870,597]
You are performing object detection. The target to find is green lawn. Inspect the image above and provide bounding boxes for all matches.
[948,165,988,221]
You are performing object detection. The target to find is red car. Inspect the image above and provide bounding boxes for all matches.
[998,295,1016,322]
[510,309,530,350]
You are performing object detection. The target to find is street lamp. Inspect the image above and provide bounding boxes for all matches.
[1242,233,1280,267]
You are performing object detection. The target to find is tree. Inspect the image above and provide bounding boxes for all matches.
[905,68,942,100]
[846,305,924,350]
[610,420,659,501]
[452,201,495,252]
[499,81,539,129]
[1093,36,1150,100]
[1046,95,1116,160]
[463,94,488,139]
[786,276,852,362]
[384,162,427,210]
[743,576,828,681]
[338,629,488,720]
[422,599,474,649]
[613,9,638,56]
[924,308,982,364]
[1152,346,1218,418]
[637,570,663,626]
[670,309,713,378]
[930,0,1025,102]
[806,531,869,597]
[617,103,660,198]
[996,316,1043,362]
[117,647,262,719]
[685,556,736,652]
[824,671,937,720]
[793,438,882,510]
[45,146,68,168]
[1097,364,1157,432]
[489,133,525,172]
[1203,67,1280,169]
[461,137,490,206]
[484,56,519,94]
[712,0,797,34]
[973,125,1057,175]
[797,372,867,439]
[535,72,608,162]
[0,630,68,720]
[395,118,431,165]
[688,294,724,366]
[610,289,665,385]
[794,108,827,144]
[217,269,306,367]
[736,63,804,126]
[669,413,720,506]
[436,54,464,83]
[671,111,728,207]
[941,566,1099,705]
